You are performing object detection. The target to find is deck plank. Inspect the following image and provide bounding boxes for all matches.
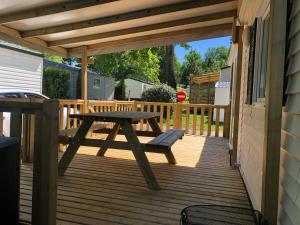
[20,135,253,225]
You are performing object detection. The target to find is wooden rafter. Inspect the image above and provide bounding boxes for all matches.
[21,0,234,38]
[0,0,118,24]
[69,23,233,57]
[0,25,68,57]
[49,10,235,47]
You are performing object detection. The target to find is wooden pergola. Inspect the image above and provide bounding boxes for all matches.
[190,72,220,84]
[0,1,290,225]
[0,0,237,111]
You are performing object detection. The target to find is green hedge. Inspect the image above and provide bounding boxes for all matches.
[141,84,176,103]
[43,67,70,99]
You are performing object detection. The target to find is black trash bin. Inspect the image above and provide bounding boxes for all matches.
[0,136,20,225]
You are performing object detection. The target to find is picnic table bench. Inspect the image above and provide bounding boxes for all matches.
[58,111,184,190]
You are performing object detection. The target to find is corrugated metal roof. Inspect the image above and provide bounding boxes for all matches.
[215,81,230,88]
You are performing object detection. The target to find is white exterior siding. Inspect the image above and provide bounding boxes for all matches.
[0,46,43,93]
[213,67,231,122]
[278,1,300,224]
[124,78,153,99]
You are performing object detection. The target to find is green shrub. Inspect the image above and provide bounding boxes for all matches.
[43,67,70,99]
[141,84,176,103]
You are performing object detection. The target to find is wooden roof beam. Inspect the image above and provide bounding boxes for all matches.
[0,25,68,57]
[69,23,232,57]
[21,0,235,38]
[0,0,118,24]
[49,10,236,47]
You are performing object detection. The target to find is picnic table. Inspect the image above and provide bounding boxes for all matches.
[58,111,184,190]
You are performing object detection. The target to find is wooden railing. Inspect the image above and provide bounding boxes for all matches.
[0,99,59,225]
[59,100,230,138]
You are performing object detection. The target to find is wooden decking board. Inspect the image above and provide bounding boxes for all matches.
[20,135,253,225]
[21,169,248,206]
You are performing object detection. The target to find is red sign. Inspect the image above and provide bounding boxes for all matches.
[176,91,187,102]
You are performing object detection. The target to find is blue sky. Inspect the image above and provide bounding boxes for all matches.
[175,36,231,63]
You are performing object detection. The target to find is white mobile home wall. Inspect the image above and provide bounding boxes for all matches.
[0,44,43,93]
[124,78,153,99]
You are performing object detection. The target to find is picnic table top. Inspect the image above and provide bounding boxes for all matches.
[69,111,160,122]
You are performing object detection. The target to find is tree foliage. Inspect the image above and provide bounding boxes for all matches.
[93,49,160,83]
[44,53,64,63]
[180,50,204,86]
[43,67,70,99]
[141,84,176,103]
[202,47,230,73]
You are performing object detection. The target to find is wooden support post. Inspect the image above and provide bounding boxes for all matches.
[231,26,243,164]
[261,0,287,224]
[81,46,88,112]
[32,100,59,225]
[0,112,3,135]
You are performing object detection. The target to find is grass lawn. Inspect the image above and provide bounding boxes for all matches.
[163,114,224,131]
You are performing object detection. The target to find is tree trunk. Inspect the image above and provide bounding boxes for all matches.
[166,45,177,89]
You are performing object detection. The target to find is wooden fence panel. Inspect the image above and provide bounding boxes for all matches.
[58,99,230,138]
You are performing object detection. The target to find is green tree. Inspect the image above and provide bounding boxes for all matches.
[43,53,64,63]
[165,43,190,88]
[93,49,160,83]
[180,50,203,87]
[202,47,229,73]
[43,67,70,99]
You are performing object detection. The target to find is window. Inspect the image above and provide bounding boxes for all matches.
[246,10,270,104]
[24,93,45,99]
[0,93,21,98]
[93,78,101,89]
[142,84,148,92]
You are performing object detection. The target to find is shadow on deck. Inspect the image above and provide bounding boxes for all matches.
[20,135,252,225]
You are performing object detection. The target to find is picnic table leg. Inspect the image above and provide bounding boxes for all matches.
[164,151,177,164]
[97,122,120,157]
[58,119,94,176]
[120,120,161,190]
[148,117,177,165]
[147,118,162,135]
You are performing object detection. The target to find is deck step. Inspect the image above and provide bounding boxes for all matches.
[145,129,184,151]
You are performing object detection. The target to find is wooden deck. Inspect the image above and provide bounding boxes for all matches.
[20,135,252,225]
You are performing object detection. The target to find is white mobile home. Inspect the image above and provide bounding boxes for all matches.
[124,78,153,100]
[0,41,43,93]
[213,66,231,122]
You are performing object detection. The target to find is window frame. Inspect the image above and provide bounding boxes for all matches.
[246,6,270,106]
[93,78,101,89]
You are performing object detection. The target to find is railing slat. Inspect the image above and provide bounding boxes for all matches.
[166,105,170,130]
[200,106,205,135]
[193,106,197,135]
[159,104,163,130]
[215,107,220,137]
[66,104,70,129]
[140,103,144,131]
[185,106,190,134]
[73,104,78,128]
[207,107,212,136]
[146,103,150,131]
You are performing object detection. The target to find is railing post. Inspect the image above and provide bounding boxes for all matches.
[132,101,137,112]
[174,103,182,129]
[32,100,59,225]
[223,105,231,138]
